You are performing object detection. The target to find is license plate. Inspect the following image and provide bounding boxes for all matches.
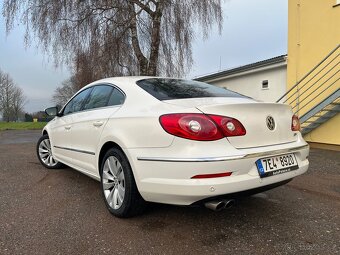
[256,153,298,178]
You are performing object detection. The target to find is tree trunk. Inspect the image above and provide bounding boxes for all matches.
[147,3,163,76]
[128,2,149,76]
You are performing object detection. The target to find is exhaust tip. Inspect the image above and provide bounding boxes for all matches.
[204,200,226,211]
[204,199,235,211]
[224,199,235,209]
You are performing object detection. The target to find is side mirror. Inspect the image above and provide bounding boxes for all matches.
[45,106,60,117]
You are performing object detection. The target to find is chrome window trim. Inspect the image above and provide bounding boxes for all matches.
[65,104,123,116]
[137,144,309,162]
[59,83,126,117]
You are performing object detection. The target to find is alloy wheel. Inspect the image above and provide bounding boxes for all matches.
[38,138,58,167]
[102,156,126,209]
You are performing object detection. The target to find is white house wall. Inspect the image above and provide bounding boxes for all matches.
[204,65,287,103]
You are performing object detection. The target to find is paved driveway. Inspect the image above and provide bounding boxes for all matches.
[0,130,41,145]
[0,130,339,254]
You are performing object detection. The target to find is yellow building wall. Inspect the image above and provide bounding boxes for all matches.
[287,0,340,145]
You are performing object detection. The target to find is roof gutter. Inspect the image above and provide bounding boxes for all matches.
[194,55,287,82]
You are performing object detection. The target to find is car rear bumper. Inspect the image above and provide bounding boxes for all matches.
[136,144,308,162]
[126,139,309,205]
[191,178,293,205]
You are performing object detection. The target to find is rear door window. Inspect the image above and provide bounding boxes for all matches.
[136,78,248,100]
[83,85,113,110]
[107,88,125,106]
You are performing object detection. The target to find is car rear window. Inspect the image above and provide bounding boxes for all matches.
[136,78,247,100]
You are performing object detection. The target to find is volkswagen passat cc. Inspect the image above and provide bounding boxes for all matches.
[37,77,309,217]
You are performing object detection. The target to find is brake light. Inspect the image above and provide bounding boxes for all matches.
[159,113,246,141]
[208,115,246,137]
[159,113,224,141]
[291,115,300,131]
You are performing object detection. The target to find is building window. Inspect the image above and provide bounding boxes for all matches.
[262,80,269,89]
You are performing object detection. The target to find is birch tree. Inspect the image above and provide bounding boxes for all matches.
[3,0,223,77]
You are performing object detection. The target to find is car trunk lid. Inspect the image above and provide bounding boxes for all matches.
[196,102,296,149]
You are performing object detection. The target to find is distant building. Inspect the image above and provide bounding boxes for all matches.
[195,55,287,102]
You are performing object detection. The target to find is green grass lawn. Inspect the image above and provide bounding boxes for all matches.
[0,122,47,131]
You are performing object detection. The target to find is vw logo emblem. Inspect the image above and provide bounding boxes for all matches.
[266,116,275,130]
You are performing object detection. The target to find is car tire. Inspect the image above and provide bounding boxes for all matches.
[36,134,64,169]
[100,148,146,218]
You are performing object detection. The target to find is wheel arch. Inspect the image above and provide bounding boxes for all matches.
[97,140,142,191]
[98,141,125,174]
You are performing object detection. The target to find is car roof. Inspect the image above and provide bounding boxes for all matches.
[79,76,165,106]
[84,76,153,90]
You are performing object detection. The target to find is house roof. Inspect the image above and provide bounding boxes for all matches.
[194,54,287,82]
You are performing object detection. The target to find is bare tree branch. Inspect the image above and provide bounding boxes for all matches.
[2,0,223,77]
[0,69,27,121]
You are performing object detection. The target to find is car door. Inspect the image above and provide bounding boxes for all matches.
[67,84,125,177]
[49,87,93,166]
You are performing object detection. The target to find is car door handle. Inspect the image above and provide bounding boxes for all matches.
[64,126,71,130]
[93,121,104,127]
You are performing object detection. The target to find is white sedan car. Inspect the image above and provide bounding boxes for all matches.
[37,77,309,217]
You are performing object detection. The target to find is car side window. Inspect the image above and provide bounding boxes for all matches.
[63,88,92,115]
[107,88,125,106]
[83,85,113,110]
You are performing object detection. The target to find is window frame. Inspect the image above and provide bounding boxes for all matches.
[60,83,126,117]
[262,80,269,90]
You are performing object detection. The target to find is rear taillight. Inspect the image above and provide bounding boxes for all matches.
[159,113,223,141]
[207,115,246,137]
[291,115,300,131]
[159,113,246,141]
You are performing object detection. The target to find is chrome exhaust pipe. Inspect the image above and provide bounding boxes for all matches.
[223,199,235,209]
[204,200,226,211]
[204,199,235,211]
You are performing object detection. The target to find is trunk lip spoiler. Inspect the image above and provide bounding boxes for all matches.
[137,144,309,162]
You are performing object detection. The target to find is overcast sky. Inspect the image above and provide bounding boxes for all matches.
[0,0,287,113]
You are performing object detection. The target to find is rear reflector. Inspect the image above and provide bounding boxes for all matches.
[191,172,232,179]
